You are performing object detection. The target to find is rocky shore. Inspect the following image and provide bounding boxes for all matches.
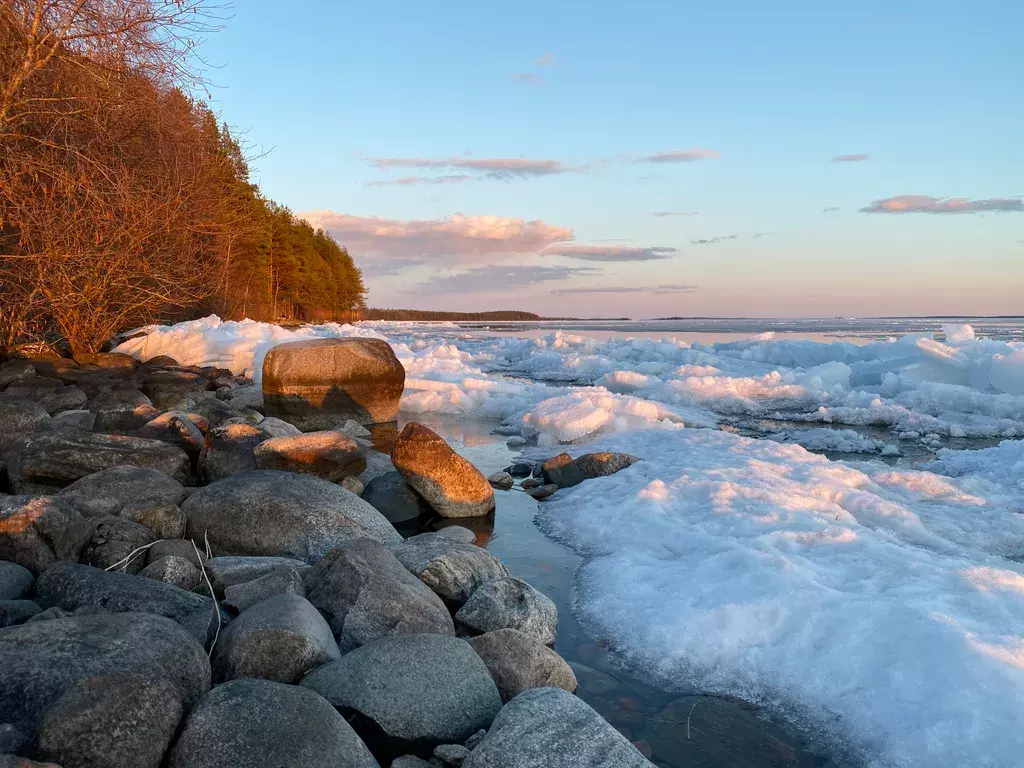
[0,340,648,768]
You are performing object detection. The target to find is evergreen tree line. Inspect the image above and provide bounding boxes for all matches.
[0,1,366,355]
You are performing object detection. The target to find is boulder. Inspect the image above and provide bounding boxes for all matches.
[198,423,266,483]
[391,423,494,518]
[340,419,372,438]
[542,452,638,489]
[141,555,202,591]
[391,758,433,768]
[49,409,95,431]
[4,376,64,399]
[391,530,509,603]
[146,539,207,569]
[142,355,181,368]
[80,516,155,573]
[8,432,190,494]
[212,593,340,684]
[254,430,367,482]
[143,370,206,401]
[262,338,405,429]
[58,465,187,514]
[167,678,378,768]
[137,411,206,457]
[0,359,36,389]
[526,484,557,499]
[0,722,30,754]
[0,560,34,600]
[35,563,217,644]
[254,416,301,438]
[120,499,186,539]
[0,496,91,575]
[25,606,72,623]
[301,634,501,760]
[0,612,210,737]
[455,577,557,645]
[187,396,240,428]
[38,385,88,415]
[468,629,577,702]
[0,598,42,627]
[204,555,311,596]
[90,387,158,433]
[461,688,653,768]
[487,471,514,490]
[360,448,397,486]
[36,673,184,768]
[434,744,471,767]
[74,352,139,371]
[183,471,400,564]
[222,567,303,614]
[303,538,454,651]
[361,471,431,523]
[0,395,50,460]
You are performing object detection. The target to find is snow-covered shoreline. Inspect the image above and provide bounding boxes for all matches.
[116,316,1024,767]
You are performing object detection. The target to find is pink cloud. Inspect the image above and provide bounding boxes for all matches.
[860,195,1023,214]
[363,175,471,187]
[299,212,575,260]
[552,284,698,295]
[368,156,571,179]
[641,148,718,164]
[544,245,678,262]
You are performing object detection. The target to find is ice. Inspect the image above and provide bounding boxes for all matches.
[767,427,891,454]
[533,428,1024,768]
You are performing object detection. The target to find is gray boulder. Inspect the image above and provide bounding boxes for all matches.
[302,633,501,760]
[0,599,42,627]
[147,539,207,569]
[0,496,91,575]
[183,471,400,564]
[222,567,303,614]
[360,447,396,486]
[141,556,202,591]
[391,423,494,518]
[121,499,186,539]
[362,471,431,523]
[36,673,184,768]
[0,612,209,736]
[254,430,367,482]
[303,538,454,651]
[38,385,88,415]
[8,432,190,494]
[198,423,266,483]
[80,516,155,573]
[4,376,64,400]
[262,337,405,429]
[74,352,138,371]
[541,452,638,489]
[167,677,379,768]
[255,416,302,438]
[0,560,34,599]
[35,563,217,644]
[391,530,509,603]
[340,475,364,495]
[212,593,340,684]
[487,471,514,490]
[204,555,311,596]
[50,409,95,431]
[137,411,206,457]
[0,395,50,460]
[468,629,577,702]
[90,387,158,433]
[434,744,471,767]
[0,359,36,389]
[455,577,557,645]
[59,467,187,511]
[461,688,653,768]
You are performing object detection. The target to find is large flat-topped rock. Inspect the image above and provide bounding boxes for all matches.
[262,338,405,429]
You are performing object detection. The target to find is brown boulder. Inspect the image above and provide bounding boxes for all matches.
[391,423,494,518]
[262,338,405,429]
[254,430,366,482]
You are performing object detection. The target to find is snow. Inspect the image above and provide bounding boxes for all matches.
[533,428,1024,768]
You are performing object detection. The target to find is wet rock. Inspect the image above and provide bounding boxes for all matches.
[362,471,431,523]
[455,577,557,644]
[90,387,159,433]
[36,673,183,768]
[462,688,653,768]
[262,337,405,429]
[304,538,454,651]
[0,612,209,736]
[120,499,186,539]
[38,385,88,415]
[0,496,91,575]
[198,423,266,482]
[141,555,202,591]
[8,432,190,494]
[568,662,620,695]
[183,470,400,564]
[340,419,372,438]
[487,471,514,490]
[340,475,364,495]
[204,555,311,596]
[542,452,638,489]
[222,567,303,614]
[35,563,217,644]
[301,633,501,760]
[167,678,378,768]
[391,530,509,603]
[519,478,542,490]
[391,423,494,519]
[434,744,471,767]
[213,593,339,684]
[468,629,577,702]
[137,411,206,457]
[526,484,557,499]
[80,516,155,573]
[0,395,50,460]
[0,560,34,600]
[0,599,42,627]
[254,429,367,482]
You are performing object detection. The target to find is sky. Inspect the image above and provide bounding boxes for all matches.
[200,0,1024,318]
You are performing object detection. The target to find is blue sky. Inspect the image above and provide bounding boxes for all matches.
[201,0,1023,317]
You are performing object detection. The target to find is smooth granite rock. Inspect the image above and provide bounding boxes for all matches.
[391,423,494,518]
[0,395,51,460]
[168,678,379,768]
[390,530,509,603]
[254,430,367,482]
[198,423,266,483]
[461,688,653,768]
[137,411,206,457]
[89,387,159,433]
[120,499,186,539]
[0,560,34,600]
[468,629,577,702]
[542,452,638,489]
[361,471,431,524]
[455,577,557,645]
[0,599,42,627]
[0,496,91,575]
[38,385,88,416]
[262,338,405,429]
[304,538,454,651]
[183,471,400,564]
[141,555,202,591]
[222,567,303,614]
[80,516,155,573]
[204,555,312,596]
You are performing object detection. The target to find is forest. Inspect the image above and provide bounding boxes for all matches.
[0,1,366,355]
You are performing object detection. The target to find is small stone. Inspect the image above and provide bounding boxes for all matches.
[0,359,36,388]
[362,470,431,523]
[505,462,533,477]
[487,471,514,490]
[340,475,364,495]
[137,411,206,457]
[391,758,433,768]
[49,409,95,431]
[147,539,207,569]
[506,437,527,447]
[141,556,202,591]
[455,577,557,644]
[434,744,471,767]
[468,629,577,702]
[0,395,51,461]
[199,422,265,482]
[526,484,557,499]
[80,516,155,574]
[519,478,542,489]
[340,419,372,438]
[464,729,487,750]
[254,430,367,482]
[542,452,638,489]
[204,555,312,596]
[222,567,304,614]
[256,416,302,438]
[0,599,42,627]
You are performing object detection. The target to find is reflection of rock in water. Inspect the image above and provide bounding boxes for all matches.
[426,512,495,547]
[367,421,400,454]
